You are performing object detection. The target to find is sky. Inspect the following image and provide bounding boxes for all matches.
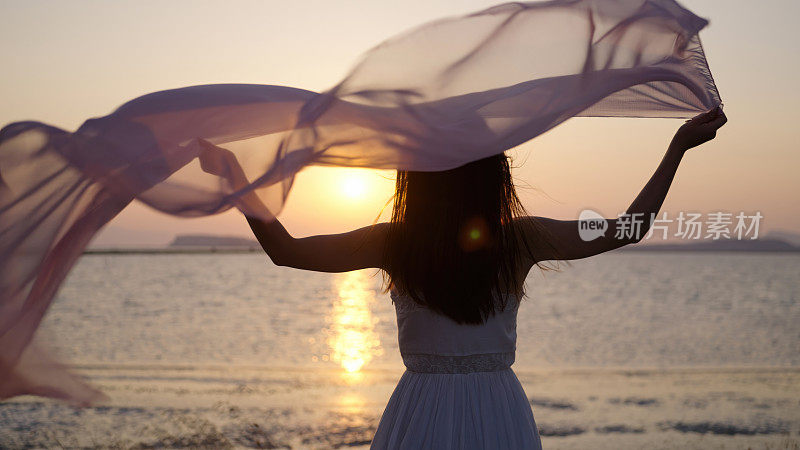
[1,0,798,246]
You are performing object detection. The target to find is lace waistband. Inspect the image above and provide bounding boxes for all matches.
[402,352,515,374]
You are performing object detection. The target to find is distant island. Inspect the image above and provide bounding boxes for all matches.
[621,237,800,253]
[169,234,260,249]
[85,234,261,254]
[85,232,800,255]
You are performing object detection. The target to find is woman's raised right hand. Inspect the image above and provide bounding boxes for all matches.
[671,106,727,152]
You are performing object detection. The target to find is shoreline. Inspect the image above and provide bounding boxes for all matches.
[61,361,800,374]
[3,364,798,449]
[82,247,800,255]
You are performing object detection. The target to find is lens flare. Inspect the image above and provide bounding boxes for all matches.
[459,216,490,252]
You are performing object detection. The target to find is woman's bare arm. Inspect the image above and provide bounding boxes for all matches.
[197,139,387,272]
[245,217,387,272]
[519,106,727,262]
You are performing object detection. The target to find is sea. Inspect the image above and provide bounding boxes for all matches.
[1,252,798,449]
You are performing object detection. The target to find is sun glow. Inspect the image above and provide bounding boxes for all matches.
[277,166,395,237]
[339,172,370,200]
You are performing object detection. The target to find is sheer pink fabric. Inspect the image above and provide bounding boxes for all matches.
[0,0,720,404]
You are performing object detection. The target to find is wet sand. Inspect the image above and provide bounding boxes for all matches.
[1,365,798,449]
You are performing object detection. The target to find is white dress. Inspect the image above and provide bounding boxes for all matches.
[371,290,542,449]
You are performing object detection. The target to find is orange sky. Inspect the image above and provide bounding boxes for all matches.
[1,0,798,245]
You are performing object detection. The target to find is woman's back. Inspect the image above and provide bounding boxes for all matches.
[392,289,518,373]
[370,290,542,449]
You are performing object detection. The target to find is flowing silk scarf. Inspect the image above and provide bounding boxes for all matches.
[0,0,720,404]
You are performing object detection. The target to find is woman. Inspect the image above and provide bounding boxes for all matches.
[198,105,726,448]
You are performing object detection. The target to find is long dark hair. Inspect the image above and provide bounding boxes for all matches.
[383,153,552,325]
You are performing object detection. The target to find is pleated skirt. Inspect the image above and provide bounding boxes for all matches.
[370,368,542,449]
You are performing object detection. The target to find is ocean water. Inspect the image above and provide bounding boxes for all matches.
[37,251,800,369]
[2,252,799,448]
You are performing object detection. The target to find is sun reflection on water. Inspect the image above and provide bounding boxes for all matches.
[327,271,383,379]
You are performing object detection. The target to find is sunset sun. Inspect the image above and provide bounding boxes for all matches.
[341,175,368,200]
